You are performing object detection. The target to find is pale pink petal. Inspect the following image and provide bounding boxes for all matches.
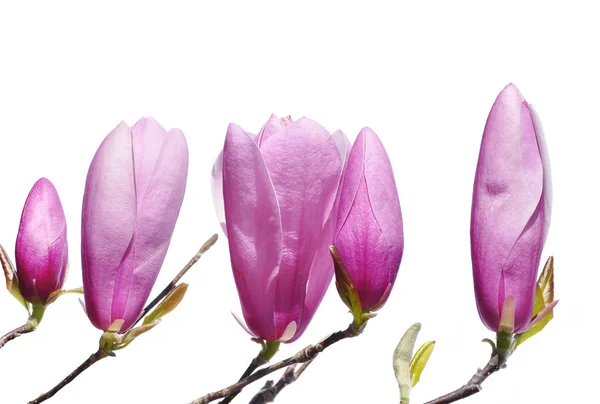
[256,113,293,147]
[112,123,189,330]
[82,121,137,331]
[331,129,351,166]
[211,151,227,235]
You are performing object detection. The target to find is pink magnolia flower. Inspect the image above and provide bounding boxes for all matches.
[212,114,349,342]
[15,178,68,304]
[82,118,188,331]
[471,84,552,333]
[334,127,404,311]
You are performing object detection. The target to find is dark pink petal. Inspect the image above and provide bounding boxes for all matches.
[16,178,68,303]
[335,128,403,310]
[223,123,282,341]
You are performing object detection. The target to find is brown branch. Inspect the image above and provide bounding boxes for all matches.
[218,356,263,404]
[422,354,503,404]
[248,358,313,403]
[28,348,111,404]
[191,325,357,404]
[248,365,298,404]
[27,237,218,403]
[0,320,35,349]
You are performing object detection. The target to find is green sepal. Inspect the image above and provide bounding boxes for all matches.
[330,246,372,334]
[515,256,557,348]
[259,340,281,362]
[44,287,84,306]
[143,283,189,326]
[0,244,30,314]
[410,340,435,388]
[393,323,421,404]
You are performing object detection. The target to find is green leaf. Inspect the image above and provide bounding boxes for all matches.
[515,300,558,347]
[410,341,435,387]
[538,256,554,305]
[113,321,160,351]
[0,244,30,314]
[143,283,189,326]
[393,323,421,404]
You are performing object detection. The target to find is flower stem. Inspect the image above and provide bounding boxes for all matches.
[0,303,45,350]
[218,341,281,404]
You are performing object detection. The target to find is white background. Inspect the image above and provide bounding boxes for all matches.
[0,1,597,403]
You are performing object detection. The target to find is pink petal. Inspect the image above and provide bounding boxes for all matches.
[527,104,553,244]
[471,84,547,332]
[223,123,282,341]
[260,118,342,338]
[256,113,293,147]
[293,130,350,341]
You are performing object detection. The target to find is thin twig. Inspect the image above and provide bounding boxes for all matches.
[191,326,357,404]
[248,358,314,404]
[422,354,503,404]
[0,321,35,349]
[28,349,111,404]
[27,237,218,403]
[128,234,218,331]
[218,356,263,404]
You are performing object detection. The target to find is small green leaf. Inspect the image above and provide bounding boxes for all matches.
[515,256,557,348]
[410,341,435,387]
[538,256,554,305]
[113,321,160,351]
[0,244,30,314]
[393,323,421,404]
[143,283,189,326]
[515,300,558,347]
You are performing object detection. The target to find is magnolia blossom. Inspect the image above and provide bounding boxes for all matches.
[16,178,68,304]
[334,127,403,311]
[212,114,349,342]
[471,84,552,333]
[82,118,188,331]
